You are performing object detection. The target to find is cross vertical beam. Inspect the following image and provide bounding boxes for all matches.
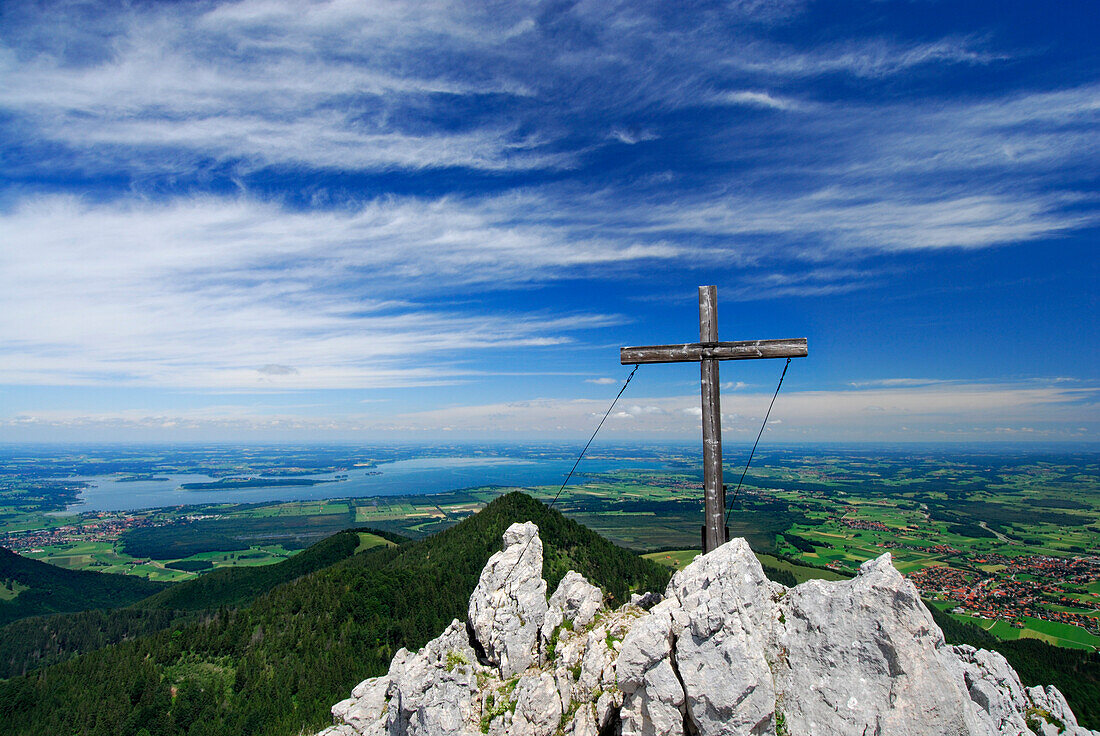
[698,286,725,553]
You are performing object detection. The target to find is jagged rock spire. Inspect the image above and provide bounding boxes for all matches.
[467,521,549,678]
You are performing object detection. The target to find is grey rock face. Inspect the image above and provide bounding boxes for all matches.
[621,657,685,736]
[315,726,358,736]
[670,537,782,735]
[618,607,683,736]
[327,618,489,736]
[541,570,605,663]
[629,591,663,610]
[951,644,1033,735]
[777,554,982,736]
[551,570,604,628]
[569,703,600,736]
[317,526,1096,736]
[331,673,389,736]
[619,538,783,736]
[1026,684,1100,736]
[384,619,486,736]
[510,671,563,736]
[596,689,623,732]
[468,521,549,678]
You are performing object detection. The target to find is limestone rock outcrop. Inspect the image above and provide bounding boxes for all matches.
[777,554,987,735]
[317,525,1097,736]
[543,570,603,636]
[468,521,549,678]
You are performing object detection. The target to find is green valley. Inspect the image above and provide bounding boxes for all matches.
[0,547,168,625]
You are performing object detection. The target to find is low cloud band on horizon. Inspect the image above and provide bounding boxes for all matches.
[4,381,1095,443]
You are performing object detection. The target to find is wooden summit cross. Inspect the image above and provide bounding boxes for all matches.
[620,286,807,553]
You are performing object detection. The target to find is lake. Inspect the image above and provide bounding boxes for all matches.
[64,455,675,512]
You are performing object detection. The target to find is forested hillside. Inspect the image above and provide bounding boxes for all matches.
[0,547,169,626]
[0,493,670,736]
[0,608,186,679]
[135,528,370,612]
[0,529,387,678]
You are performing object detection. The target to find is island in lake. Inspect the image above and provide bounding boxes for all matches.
[180,477,335,491]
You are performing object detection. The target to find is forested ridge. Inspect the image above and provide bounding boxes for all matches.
[0,547,169,626]
[0,528,380,679]
[135,527,364,612]
[0,493,670,736]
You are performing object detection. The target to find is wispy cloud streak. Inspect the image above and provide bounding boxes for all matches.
[0,194,655,388]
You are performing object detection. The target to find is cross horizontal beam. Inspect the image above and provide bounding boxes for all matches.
[620,337,807,365]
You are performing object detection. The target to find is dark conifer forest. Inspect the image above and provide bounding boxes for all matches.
[0,547,169,626]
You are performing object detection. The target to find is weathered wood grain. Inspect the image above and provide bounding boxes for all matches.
[620,338,807,365]
[698,286,726,552]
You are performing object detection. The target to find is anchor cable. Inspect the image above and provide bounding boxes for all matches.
[500,363,639,587]
[724,357,791,526]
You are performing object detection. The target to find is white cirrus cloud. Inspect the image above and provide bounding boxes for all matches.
[728,37,1005,79]
[713,90,800,111]
[0,0,553,174]
[0,2,1036,179]
[0,192,677,389]
[609,127,660,145]
[2,166,1090,392]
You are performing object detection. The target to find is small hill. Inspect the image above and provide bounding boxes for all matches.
[0,493,671,736]
[0,547,169,626]
[134,528,390,612]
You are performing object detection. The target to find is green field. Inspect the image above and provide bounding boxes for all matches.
[982,616,1100,650]
[642,549,699,570]
[0,579,29,601]
[754,552,849,583]
[355,532,395,553]
[643,549,851,586]
[23,538,301,582]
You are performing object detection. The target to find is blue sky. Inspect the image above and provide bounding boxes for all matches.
[0,0,1097,443]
